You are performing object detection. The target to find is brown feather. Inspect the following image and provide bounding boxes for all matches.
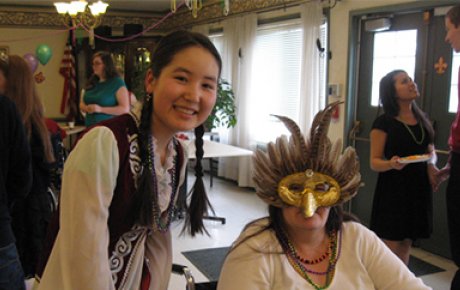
[251,100,360,209]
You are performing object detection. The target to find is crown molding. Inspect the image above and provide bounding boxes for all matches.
[158,0,307,30]
[0,0,309,30]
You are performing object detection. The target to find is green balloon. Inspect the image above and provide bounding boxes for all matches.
[36,44,52,65]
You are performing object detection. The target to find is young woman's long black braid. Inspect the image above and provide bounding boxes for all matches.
[132,94,155,225]
[184,124,215,236]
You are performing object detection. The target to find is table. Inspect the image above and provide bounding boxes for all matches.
[184,140,253,159]
[179,140,253,224]
[59,125,86,150]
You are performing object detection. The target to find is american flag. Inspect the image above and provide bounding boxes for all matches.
[59,43,77,119]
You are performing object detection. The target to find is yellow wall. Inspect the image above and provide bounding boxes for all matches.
[0,27,68,118]
[0,0,427,125]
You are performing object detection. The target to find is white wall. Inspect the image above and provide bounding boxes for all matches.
[0,27,68,118]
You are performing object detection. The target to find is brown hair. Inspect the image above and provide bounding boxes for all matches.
[378,69,435,143]
[85,51,120,90]
[2,55,54,163]
[447,4,460,28]
[227,204,358,256]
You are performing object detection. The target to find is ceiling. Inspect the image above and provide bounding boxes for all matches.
[0,0,172,13]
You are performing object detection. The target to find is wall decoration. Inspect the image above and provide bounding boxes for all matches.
[0,46,9,60]
[36,44,53,65]
[434,56,448,75]
[34,72,46,84]
[24,53,39,73]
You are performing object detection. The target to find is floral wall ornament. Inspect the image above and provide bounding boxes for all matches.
[434,56,448,75]
[34,72,46,84]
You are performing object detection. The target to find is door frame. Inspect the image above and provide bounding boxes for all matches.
[344,0,459,258]
[345,0,459,147]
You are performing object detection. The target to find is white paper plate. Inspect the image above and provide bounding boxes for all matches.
[398,154,431,164]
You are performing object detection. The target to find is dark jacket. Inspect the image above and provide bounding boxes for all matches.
[11,124,54,277]
[0,95,32,248]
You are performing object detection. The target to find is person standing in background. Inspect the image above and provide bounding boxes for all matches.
[0,55,56,279]
[369,70,438,265]
[0,94,32,290]
[441,4,460,289]
[79,51,130,127]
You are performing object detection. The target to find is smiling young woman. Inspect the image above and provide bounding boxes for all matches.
[369,70,438,266]
[36,30,222,290]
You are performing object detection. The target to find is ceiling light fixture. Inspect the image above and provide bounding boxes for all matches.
[54,0,109,46]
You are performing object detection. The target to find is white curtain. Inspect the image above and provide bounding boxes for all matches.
[217,14,257,187]
[217,2,323,187]
[299,1,324,133]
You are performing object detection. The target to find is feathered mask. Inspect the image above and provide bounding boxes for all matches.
[253,102,361,217]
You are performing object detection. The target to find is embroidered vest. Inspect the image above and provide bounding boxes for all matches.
[36,113,184,289]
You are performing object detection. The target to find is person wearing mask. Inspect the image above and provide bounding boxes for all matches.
[79,51,130,127]
[217,103,431,290]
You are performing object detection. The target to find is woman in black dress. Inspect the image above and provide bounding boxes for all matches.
[370,70,440,265]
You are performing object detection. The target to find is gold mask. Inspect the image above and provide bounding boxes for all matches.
[278,169,341,217]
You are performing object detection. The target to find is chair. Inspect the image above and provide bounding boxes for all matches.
[172,264,217,290]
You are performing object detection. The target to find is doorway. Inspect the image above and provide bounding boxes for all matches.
[347,2,458,258]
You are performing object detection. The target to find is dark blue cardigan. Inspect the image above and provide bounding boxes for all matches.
[0,95,32,247]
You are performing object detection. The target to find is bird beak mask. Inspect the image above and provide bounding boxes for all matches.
[253,102,361,215]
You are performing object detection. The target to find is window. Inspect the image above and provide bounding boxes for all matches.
[249,22,303,143]
[371,30,417,106]
[209,32,224,56]
[249,20,328,143]
[449,51,460,113]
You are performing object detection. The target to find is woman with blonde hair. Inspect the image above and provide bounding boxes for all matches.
[0,55,55,278]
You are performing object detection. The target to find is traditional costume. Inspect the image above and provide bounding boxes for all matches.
[37,103,187,290]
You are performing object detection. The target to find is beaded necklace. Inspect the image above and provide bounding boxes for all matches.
[402,121,424,145]
[295,241,331,265]
[147,134,178,233]
[277,228,342,289]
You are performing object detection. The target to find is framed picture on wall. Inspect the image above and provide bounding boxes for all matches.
[0,46,8,60]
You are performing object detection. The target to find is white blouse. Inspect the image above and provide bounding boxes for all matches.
[218,220,432,290]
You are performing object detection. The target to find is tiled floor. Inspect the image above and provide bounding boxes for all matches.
[169,174,457,290]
